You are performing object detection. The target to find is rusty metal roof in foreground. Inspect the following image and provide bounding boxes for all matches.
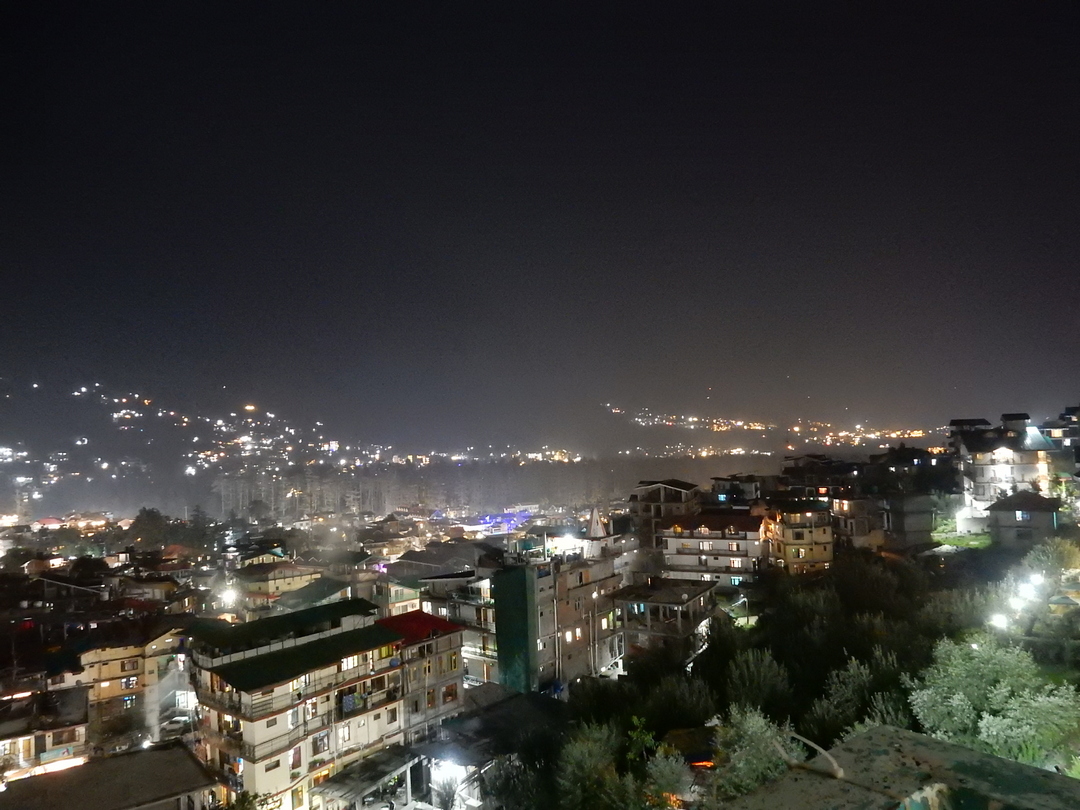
[726,726,1080,810]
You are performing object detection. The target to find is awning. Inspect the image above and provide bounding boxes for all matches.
[310,745,419,803]
[409,740,490,768]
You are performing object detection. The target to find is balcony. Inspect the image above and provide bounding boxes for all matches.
[194,660,402,721]
[667,547,750,557]
[201,724,245,755]
[462,644,498,662]
[239,712,333,762]
[664,563,752,576]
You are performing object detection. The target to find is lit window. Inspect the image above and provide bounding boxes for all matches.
[601,617,608,630]
[338,724,351,746]
[575,627,582,640]
[730,577,742,586]
[730,558,742,568]
[120,676,138,690]
[1015,511,1031,522]
[564,631,572,643]
[341,655,359,670]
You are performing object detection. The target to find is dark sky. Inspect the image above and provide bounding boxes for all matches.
[5,3,1080,450]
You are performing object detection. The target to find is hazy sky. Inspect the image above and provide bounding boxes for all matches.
[5,3,1080,449]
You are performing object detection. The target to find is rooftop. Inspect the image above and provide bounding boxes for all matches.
[273,576,350,611]
[0,743,215,810]
[187,598,378,655]
[635,479,701,491]
[375,609,463,646]
[233,561,321,581]
[0,686,88,739]
[210,623,404,692]
[610,578,717,606]
[726,726,1080,810]
[987,490,1062,513]
[661,512,762,534]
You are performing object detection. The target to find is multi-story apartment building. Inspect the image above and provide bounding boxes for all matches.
[950,413,1063,532]
[832,497,887,551]
[1038,403,1080,453]
[658,511,765,589]
[610,578,717,662]
[0,683,89,780]
[492,555,624,694]
[188,599,462,808]
[374,611,464,744]
[420,572,499,687]
[45,620,189,742]
[628,479,705,544]
[233,562,324,616]
[761,501,834,574]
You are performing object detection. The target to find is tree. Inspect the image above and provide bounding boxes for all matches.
[432,778,459,810]
[127,507,170,546]
[556,724,624,810]
[224,793,272,810]
[725,649,793,722]
[1023,537,1080,579]
[905,633,1080,768]
[247,499,272,522]
[642,748,691,808]
[482,757,547,810]
[640,676,716,739]
[699,706,804,806]
[800,648,906,745]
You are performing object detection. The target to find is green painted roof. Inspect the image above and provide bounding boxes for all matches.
[188,598,378,655]
[211,624,404,692]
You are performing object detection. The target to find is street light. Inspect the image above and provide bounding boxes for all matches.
[1029,573,1045,586]
[989,614,1008,630]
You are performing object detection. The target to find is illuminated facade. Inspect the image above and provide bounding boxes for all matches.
[0,684,89,782]
[188,600,463,808]
[949,414,1060,533]
[659,511,765,589]
[761,502,834,574]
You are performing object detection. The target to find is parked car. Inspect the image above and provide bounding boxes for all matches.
[160,717,192,738]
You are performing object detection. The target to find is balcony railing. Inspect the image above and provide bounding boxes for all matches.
[239,712,333,761]
[462,644,498,661]
[194,661,402,721]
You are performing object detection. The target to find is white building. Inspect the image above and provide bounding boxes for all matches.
[188,599,462,809]
[658,511,765,590]
[950,414,1061,533]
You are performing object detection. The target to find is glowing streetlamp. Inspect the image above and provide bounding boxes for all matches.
[989,614,1008,630]
[1029,573,1045,586]
[1017,582,1037,602]
[1008,596,1025,611]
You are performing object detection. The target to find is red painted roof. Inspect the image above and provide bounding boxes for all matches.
[375,610,463,645]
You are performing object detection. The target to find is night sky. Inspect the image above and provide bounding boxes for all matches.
[5,3,1080,450]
